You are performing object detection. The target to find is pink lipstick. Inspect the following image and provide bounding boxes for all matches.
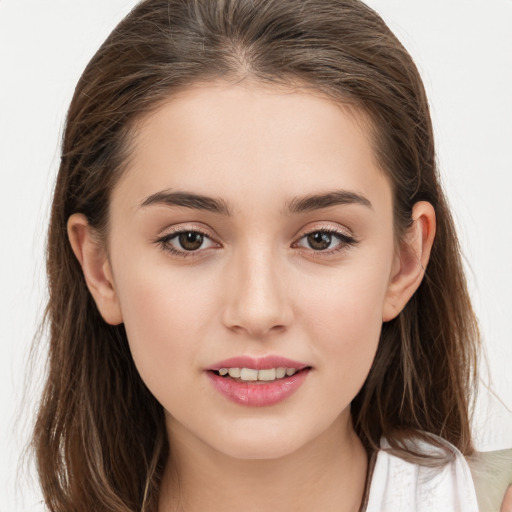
[205,355,311,407]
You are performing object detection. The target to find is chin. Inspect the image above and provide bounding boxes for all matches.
[204,417,326,461]
[215,434,302,460]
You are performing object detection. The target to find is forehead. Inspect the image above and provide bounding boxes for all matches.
[113,80,390,216]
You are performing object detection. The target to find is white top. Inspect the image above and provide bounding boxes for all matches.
[365,436,479,512]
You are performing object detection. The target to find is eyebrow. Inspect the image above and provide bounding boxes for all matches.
[140,190,230,215]
[286,190,372,213]
[140,189,372,215]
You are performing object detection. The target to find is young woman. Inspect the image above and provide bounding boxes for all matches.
[31,0,510,510]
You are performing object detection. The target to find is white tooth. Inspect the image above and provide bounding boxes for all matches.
[276,367,286,379]
[258,368,276,381]
[228,368,241,378]
[285,368,297,376]
[218,368,228,376]
[240,368,258,381]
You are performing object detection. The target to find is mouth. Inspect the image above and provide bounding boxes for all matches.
[209,366,310,382]
[206,356,312,406]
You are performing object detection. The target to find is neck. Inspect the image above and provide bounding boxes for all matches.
[159,413,368,512]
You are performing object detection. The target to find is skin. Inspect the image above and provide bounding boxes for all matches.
[502,486,512,512]
[68,81,435,512]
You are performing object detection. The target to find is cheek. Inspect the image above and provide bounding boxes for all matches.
[300,259,389,337]
[308,293,382,374]
[297,260,390,393]
[112,259,218,391]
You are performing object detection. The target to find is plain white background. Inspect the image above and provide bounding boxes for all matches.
[1,1,511,510]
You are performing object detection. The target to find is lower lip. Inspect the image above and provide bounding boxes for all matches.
[206,369,310,407]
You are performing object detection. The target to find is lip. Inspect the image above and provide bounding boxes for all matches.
[206,355,309,371]
[205,355,311,407]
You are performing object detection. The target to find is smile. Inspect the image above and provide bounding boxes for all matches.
[206,355,311,406]
[215,367,299,381]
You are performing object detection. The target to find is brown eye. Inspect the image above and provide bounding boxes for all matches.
[178,231,204,251]
[294,228,357,255]
[157,228,218,257]
[307,232,333,250]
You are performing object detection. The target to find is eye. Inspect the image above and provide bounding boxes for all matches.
[175,231,207,251]
[294,228,357,253]
[156,229,218,256]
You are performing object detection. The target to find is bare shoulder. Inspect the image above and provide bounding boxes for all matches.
[501,485,512,512]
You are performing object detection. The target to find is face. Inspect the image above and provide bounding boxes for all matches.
[103,82,400,460]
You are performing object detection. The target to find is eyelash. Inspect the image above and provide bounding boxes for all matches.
[293,228,358,257]
[154,226,358,258]
[155,227,217,258]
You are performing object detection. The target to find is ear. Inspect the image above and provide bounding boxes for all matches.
[382,201,436,322]
[67,213,123,325]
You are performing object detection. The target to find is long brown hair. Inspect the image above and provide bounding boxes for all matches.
[33,0,479,510]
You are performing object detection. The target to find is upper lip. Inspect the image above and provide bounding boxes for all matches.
[206,355,309,371]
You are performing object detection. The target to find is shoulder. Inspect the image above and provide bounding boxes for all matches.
[468,448,512,512]
[365,434,479,512]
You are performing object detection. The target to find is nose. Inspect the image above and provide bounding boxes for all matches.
[221,247,294,338]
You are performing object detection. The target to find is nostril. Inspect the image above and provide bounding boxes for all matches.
[220,268,294,336]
